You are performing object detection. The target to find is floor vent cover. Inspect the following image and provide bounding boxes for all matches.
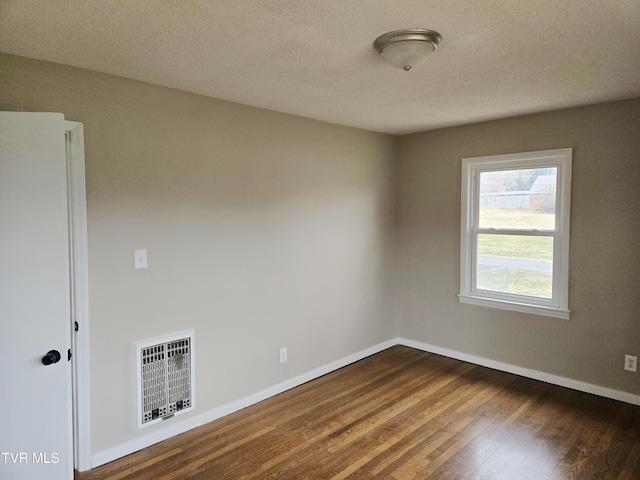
[135,330,194,428]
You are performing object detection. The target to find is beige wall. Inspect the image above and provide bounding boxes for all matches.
[397,98,640,394]
[3,50,639,458]
[0,53,398,452]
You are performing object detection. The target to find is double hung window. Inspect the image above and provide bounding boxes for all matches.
[459,148,572,319]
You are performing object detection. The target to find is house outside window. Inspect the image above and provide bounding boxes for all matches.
[459,148,572,319]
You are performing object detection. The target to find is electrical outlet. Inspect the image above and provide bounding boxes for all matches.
[279,347,288,364]
[624,354,637,372]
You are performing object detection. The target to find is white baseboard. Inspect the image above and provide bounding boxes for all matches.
[398,338,640,407]
[90,338,397,469]
[90,336,640,470]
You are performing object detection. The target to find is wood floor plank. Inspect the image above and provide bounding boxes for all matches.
[76,346,640,480]
[228,353,458,478]
[485,387,583,480]
[365,374,500,475]
[430,378,547,479]
[389,371,523,479]
[101,449,183,480]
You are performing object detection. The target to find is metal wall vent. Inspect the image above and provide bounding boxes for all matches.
[135,330,195,428]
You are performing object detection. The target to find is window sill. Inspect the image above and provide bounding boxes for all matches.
[457,294,570,320]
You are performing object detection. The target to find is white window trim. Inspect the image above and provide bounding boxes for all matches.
[458,148,572,319]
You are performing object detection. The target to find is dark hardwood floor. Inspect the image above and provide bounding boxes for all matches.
[76,346,640,479]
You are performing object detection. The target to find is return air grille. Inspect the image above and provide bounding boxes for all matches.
[136,330,194,428]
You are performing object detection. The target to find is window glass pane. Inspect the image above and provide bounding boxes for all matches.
[479,167,557,229]
[477,234,553,299]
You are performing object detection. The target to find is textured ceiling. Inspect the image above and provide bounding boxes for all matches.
[1,0,639,134]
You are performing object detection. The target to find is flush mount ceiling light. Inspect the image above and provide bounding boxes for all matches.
[373,29,442,71]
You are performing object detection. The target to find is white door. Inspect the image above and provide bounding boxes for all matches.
[0,112,73,479]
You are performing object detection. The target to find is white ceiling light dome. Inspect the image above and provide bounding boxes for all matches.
[373,29,442,71]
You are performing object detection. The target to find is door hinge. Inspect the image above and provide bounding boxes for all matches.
[74,321,79,332]
[68,349,72,361]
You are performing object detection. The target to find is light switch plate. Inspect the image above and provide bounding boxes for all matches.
[134,249,148,269]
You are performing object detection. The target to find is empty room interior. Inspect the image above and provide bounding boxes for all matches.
[1,1,639,479]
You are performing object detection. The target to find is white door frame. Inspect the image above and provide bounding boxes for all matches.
[65,121,91,471]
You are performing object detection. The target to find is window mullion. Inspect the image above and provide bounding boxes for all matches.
[475,228,555,237]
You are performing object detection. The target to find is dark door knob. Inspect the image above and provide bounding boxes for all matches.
[41,350,61,366]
